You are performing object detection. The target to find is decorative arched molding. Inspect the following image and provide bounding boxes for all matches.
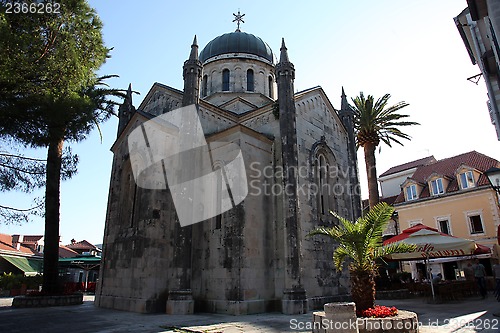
[310,140,337,169]
[310,140,341,223]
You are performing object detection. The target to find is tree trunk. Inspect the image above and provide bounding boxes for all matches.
[350,269,375,314]
[363,142,379,208]
[42,136,64,294]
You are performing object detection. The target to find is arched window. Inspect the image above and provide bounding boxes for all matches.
[222,69,230,91]
[313,151,335,219]
[268,76,273,97]
[247,69,254,91]
[202,75,208,97]
[318,155,328,215]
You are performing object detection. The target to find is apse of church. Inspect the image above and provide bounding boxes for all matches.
[95,17,361,315]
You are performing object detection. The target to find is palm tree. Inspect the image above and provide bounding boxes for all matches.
[308,202,415,313]
[351,93,419,208]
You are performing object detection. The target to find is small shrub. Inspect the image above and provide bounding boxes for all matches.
[0,273,22,290]
[0,273,42,291]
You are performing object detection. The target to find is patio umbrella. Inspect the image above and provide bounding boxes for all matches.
[383,223,489,260]
[383,223,491,299]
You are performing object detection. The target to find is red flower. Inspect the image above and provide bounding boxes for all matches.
[357,305,398,318]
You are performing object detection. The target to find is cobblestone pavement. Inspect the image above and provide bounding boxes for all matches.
[0,295,498,332]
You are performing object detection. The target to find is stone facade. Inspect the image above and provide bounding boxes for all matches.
[96,30,361,314]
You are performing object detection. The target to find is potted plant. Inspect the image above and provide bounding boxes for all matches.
[308,202,415,316]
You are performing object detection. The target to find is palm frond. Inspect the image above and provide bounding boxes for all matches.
[351,91,419,149]
[333,246,350,271]
[307,226,342,242]
[373,242,416,259]
[308,202,400,273]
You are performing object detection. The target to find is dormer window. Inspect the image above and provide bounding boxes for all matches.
[459,171,475,189]
[430,178,444,195]
[406,184,418,201]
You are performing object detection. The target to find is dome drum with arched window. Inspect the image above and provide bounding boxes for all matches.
[199,31,277,98]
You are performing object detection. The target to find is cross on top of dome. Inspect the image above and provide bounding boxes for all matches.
[232,10,245,32]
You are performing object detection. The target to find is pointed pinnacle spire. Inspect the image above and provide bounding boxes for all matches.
[341,86,349,112]
[340,86,352,115]
[189,35,199,61]
[279,38,289,63]
[121,83,133,109]
[126,83,133,101]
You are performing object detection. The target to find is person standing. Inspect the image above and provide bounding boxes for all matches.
[464,263,475,281]
[493,262,500,301]
[473,259,487,299]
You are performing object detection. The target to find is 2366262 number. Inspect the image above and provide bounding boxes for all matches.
[5,1,60,14]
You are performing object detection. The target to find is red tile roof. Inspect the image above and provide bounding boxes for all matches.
[0,240,14,252]
[381,195,399,205]
[394,151,500,204]
[379,156,436,178]
[20,235,43,244]
[0,233,85,258]
[0,233,11,245]
[58,245,79,258]
[0,233,38,255]
[66,240,98,251]
[362,195,400,211]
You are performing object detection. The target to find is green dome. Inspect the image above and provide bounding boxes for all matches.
[199,31,274,63]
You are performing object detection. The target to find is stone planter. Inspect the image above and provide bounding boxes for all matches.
[313,302,418,333]
[12,293,83,308]
[313,302,359,333]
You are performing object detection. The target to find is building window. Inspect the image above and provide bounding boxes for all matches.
[222,69,230,91]
[314,153,332,217]
[468,214,484,234]
[438,219,450,235]
[202,75,208,97]
[406,184,418,201]
[268,75,273,97]
[430,178,444,195]
[459,171,474,189]
[319,155,327,215]
[247,69,254,91]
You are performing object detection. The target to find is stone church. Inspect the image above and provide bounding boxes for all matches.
[95,25,361,315]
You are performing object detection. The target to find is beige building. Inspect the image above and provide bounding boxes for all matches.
[381,151,500,280]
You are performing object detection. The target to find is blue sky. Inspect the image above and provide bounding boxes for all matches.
[2,0,499,244]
